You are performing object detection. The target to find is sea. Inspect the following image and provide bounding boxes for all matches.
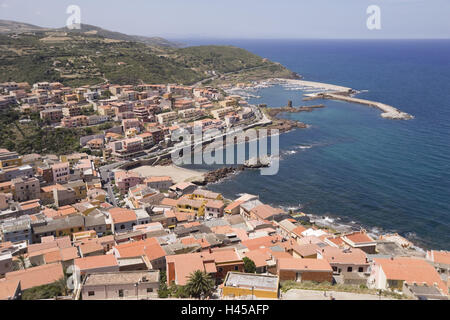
[178,39,450,250]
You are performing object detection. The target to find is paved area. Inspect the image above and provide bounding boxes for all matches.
[281,289,394,300]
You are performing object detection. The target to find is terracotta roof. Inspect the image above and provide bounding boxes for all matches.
[428,250,450,265]
[74,254,118,272]
[277,258,333,272]
[79,241,104,255]
[109,208,137,224]
[0,279,20,300]
[5,263,64,290]
[374,257,447,293]
[291,225,307,237]
[320,247,368,265]
[145,176,172,183]
[143,243,167,261]
[250,204,284,220]
[344,231,375,244]
[241,235,282,251]
[114,238,158,258]
[160,198,178,207]
[224,200,244,211]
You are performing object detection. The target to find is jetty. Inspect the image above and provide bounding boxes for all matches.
[314,92,414,120]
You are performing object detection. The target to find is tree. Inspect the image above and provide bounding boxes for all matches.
[185,270,215,299]
[17,254,27,270]
[243,257,256,273]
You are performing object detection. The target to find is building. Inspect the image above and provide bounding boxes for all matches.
[249,204,284,221]
[341,231,377,254]
[32,215,85,242]
[114,170,143,194]
[166,249,244,286]
[317,247,369,274]
[5,262,64,290]
[368,257,448,295]
[0,149,22,170]
[81,270,159,300]
[74,254,119,276]
[40,109,63,123]
[51,162,70,184]
[222,272,279,299]
[109,208,138,233]
[144,176,173,191]
[0,279,21,300]
[276,258,333,283]
[157,111,177,125]
[11,177,40,202]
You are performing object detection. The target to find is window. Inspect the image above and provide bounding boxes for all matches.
[146,288,153,293]
[88,291,95,296]
[332,266,338,272]
[118,289,124,297]
[218,267,223,273]
[120,224,125,229]
[358,267,364,272]
[234,266,239,271]
[347,267,353,272]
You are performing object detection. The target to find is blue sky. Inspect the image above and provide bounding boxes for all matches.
[0,0,449,39]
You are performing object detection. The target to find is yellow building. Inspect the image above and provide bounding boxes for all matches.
[176,198,206,217]
[0,149,22,169]
[190,189,223,201]
[222,272,279,299]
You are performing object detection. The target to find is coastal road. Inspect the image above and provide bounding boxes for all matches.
[281,289,394,300]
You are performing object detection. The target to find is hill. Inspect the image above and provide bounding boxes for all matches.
[0,29,296,87]
[0,19,178,48]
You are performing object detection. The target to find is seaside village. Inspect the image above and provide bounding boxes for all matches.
[0,80,449,301]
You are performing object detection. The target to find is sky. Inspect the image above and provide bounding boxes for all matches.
[0,0,449,39]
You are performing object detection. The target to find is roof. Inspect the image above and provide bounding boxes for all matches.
[74,254,118,272]
[205,200,225,209]
[374,257,447,293]
[343,231,375,244]
[5,263,64,290]
[291,225,307,237]
[145,176,172,183]
[114,238,159,258]
[224,272,279,291]
[428,250,450,266]
[250,204,284,220]
[143,242,167,261]
[241,235,282,251]
[277,258,333,272]
[320,247,368,265]
[109,208,137,224]
[224,200,244,212]
[84,270,159,286]
[160,198,178,207]
[79,241,104,255]
[0,279,20,300]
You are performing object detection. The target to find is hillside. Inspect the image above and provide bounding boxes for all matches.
[0,20,178,47]
[0,29,296,87]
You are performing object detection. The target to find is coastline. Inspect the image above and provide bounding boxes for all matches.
[232,77,414,120]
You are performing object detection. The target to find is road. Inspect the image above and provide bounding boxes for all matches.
[281,289,394,300]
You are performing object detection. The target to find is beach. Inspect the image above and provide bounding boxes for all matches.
[131,165,206,184]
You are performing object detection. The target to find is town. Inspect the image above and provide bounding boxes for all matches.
[0,80,448,301]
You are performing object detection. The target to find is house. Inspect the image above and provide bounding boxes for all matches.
[32,215,85,242]
[109,208,138,233]
[317,247,369,274]
[222,272,279,299]
[168,182,197,197]
[144,176,173,191]
[191,189,223,201]
[224,200,244,215]
[5,262,64,290]
[74,254,119,275]
[51,162,70,184]
[204,200,225,218]
[276,258,333,283]
[341,231,377,254]
[368,257,448,295]
[166,249,244,286]
[0,279,21,300]
[81,270,159,300]
[426,250,450,275]
[114,170,143,194]
[176,198,205,216]
[77,240,105,257]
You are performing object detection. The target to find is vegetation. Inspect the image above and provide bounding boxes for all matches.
[280,280,409,300]
[158,271,170,298]
[0,107,116,155]
[0,32,294,87]
[184,270,215,299]
[243,257,257,273]
[21,279,66,300]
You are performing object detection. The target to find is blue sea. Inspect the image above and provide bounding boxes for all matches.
[180,39,450,250]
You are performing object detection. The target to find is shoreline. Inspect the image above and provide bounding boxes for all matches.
[234,77,414,120]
